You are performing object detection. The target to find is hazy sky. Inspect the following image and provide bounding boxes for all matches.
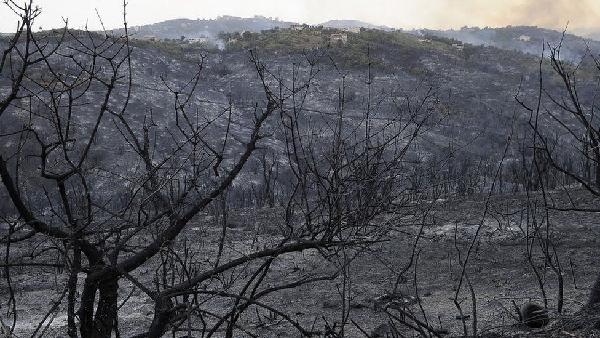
[1,0,599,35]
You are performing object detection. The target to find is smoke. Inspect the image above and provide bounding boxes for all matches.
[430,0,600,31]
[296,0,600,36]
[507,0,599,30]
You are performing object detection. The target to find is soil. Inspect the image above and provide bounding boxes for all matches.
[2,190,600,337]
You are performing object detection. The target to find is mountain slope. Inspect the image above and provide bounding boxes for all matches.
[416,26,600,61]
[1,27,593,194]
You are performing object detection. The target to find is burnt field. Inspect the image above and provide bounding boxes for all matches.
[3,190,599,337]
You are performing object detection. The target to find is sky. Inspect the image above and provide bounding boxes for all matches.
[1,0,599,36]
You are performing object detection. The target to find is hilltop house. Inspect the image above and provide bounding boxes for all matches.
[330,33,348,44]
[186,37,209,44]
[451,43,464,51]
[518,35,531,42]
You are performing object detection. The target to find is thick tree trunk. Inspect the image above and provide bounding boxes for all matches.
[67,247,81,338]
[79,273,119,338]
[146,297,174,338]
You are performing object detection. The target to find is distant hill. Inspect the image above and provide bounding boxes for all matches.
[117,16,295,41]
[117,17,396,43]
[320,20,392,31]
[583,32,600,41]
[120,19,600,62]
[415,26,600,61]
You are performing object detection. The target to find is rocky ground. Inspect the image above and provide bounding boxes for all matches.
[2,190,600,337]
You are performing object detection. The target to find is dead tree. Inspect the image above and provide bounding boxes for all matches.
[0,2,435,337]
[515,36,600,309]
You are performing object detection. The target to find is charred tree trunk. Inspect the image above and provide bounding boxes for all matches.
[79,271,119,338]
[146,297,175,338]
[67,247,81,338]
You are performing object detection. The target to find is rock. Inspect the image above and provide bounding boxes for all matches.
[322,299,341,309]
[373,292,418,311]
[521,303,549,328]
[371,323,393,338]
[350,301,368,309]
[226,221,243,229]
[435,328,450,335]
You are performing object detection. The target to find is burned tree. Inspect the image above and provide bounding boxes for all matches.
[515,36,600,312]
[0,2,437,337]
